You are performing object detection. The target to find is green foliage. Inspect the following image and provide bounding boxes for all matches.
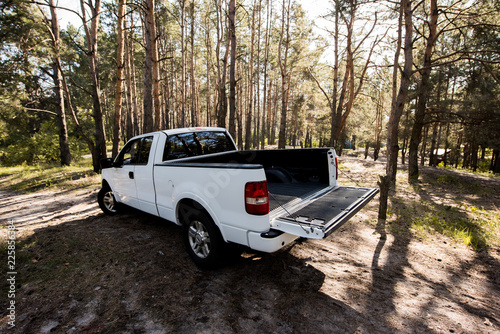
[0,122,87,166]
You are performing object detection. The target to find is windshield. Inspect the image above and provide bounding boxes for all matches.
[163,131,236,161]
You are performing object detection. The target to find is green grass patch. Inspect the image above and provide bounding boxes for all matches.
[0,158,100,193]
[404,201,499,250]
[438,162,500,179]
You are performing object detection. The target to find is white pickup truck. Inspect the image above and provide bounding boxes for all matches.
[98,127,378,268]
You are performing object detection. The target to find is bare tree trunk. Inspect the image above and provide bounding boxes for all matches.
[245,0,256,150]
[420,125,429,166]
[429,122,438,166]
[142,0,160,132]
[205,10,212,126]
[190,1,198,126]
[268,78,275,144]
[127,13,140,136]
[330,0,339,147]
[215,0,229,128]
[374,90,383,162]
[379,0,413,223]
[278,0,291,149]
[408,0,438,182]
[150,0,161,131]
[178,0,187,127]
[491,149,500,173]
[228,0,237,140]
[260,0,271,149]
[80,0,106,170]
[112,0,126,157]
[125,26,134,141]
[48,0,71,166]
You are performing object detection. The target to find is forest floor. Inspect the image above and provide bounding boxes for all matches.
[1,155,499,333]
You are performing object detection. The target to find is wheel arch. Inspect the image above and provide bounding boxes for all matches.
[176,198,226,242]
[101,179,111,189]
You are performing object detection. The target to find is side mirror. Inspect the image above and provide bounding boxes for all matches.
[100,158,113,169]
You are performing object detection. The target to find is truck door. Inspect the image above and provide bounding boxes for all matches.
[112,138,141,209]
[134,135,159,216]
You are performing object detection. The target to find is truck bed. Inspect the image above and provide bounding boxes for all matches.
[163,148,334,212]
[267,183,327,212]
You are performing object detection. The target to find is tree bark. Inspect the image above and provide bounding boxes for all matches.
[112,0,126,158]
[278,0,291,149]
[142,0,160,132]
[385,0,413,186]
[378,0,413,223]
[408,0,438,182]
[260,0,271,149]
[228,0,237,140]
[190,1,198,127]
[245,0,256,150]
[48,0,71,166]
[80,0,107,170]
[330,0,339,147]
[215,0,229,128]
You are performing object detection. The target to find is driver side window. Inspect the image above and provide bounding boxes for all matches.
[116,136,154,166]
[121,139,140,165]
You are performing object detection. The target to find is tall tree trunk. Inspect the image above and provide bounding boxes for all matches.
[127,13,140,136]
[124,14,136,141]
[215,0,229,128]
[143,0,160,132]
[190,1,198,126]
[253,0,262,148]
[408,0,438,182]
[379,0,413,223]
[260,0,271,149]
[278,0,291,149]
[142,8,153,133]
[179,0,187,127]
[420,125,429,166]
[492,149,500,174]
[48,0,71,166]
[374,90,383,162]
[330,0,339,147]
[429,122,438,166]
[385,0,413,186]
[205,11,212,126]
[112,0,126,157]
[228,0,237,140]
[80,0,106,171]
[151,0,161,131]
[245,0,256,150]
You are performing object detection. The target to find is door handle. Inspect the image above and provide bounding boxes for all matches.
[129,171,134,179]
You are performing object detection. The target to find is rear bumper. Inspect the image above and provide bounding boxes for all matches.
[247,229,299,253]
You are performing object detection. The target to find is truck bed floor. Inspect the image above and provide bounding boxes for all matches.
[268,183,327,212]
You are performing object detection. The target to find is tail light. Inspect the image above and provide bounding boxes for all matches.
[335,157,338,179]
[245,181,269,215]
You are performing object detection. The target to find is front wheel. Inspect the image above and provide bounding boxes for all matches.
[180,205,225,269]
[98,187,120,215]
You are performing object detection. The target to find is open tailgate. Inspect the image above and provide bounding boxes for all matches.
[272,186,379,239]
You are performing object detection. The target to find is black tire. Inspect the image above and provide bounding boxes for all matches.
[179,204,225,269]
[98,186,120,215]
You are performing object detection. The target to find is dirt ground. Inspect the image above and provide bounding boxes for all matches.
[1,157,499,333]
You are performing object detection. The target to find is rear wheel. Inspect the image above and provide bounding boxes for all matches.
[98,186,120,215]
[179,204,225,269]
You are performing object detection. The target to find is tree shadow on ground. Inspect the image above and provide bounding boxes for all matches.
[3,211,372,334]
